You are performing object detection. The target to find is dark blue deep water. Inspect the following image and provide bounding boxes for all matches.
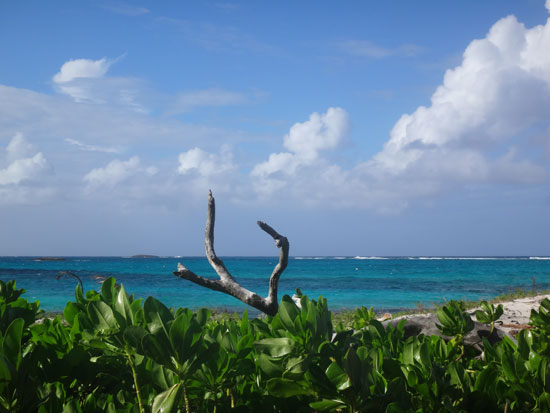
[1,256,550,313]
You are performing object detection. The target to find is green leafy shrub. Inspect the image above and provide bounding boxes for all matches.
[475,301,504,333]
[2,278,550,412]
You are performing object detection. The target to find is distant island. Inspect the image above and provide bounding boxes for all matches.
[34,257,66,261]
[131,254,159,258]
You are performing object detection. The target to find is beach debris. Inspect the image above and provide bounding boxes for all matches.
[174,190,289,316]
[380,312,392,321]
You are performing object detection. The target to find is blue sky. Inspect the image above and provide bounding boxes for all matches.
[1,1,549,256]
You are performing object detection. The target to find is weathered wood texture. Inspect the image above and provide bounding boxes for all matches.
[174,191,289,316]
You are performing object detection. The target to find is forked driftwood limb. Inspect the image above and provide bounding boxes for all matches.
[174,191,289,316]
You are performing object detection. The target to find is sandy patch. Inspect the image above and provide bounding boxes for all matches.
[380,294,550,336]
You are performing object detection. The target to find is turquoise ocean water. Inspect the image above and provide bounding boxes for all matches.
[1,256,550,314]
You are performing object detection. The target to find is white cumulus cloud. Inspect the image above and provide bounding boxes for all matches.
[0,153,48,185]
[5,132,36,162]
[283,107,349,160]
[53,57,113,103]
[248,8,550,212]
[252,107,349,180]
[177,146,235,177]
[0,134,53,205]
[365,12,550,190]
[176,146,239,197]
[250,107,350,200]
[84,156,141,188]
[53,58,112,84]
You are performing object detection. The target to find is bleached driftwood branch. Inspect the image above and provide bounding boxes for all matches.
[174,191,289,316]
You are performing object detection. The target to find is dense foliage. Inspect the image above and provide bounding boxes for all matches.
[1,278,550,412]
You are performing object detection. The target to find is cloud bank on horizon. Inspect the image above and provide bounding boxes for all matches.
[1,2,549,218]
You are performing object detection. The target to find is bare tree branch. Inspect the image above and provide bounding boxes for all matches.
[204,190,235,284]
[174,191,289,316]
[257,221,289,309]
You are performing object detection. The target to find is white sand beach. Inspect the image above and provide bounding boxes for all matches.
[489,294,550,334]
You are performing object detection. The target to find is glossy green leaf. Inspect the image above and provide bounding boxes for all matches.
[448,362,464,387]
[480,301,491,313]
[130,298,143,316]
[149,361,177,390]
[402,365,418,387]
[284,356,309,377]
[152,383,183,413]
[169,312,201,363]
[474,365,495,392]
[3,318,24,367]
[144,296,173,334]
[100,277,116,304]
[240,309,249,335]
[501,334,518,350]
[494,303,504,319]
[266,377,313,397]
[326,361,350,390]
[482,337,497,362]
[278,295,299,331]
[402,340,415,365]
[123,325,148,348]
[368,319,385,340]
[309,399,346,411]
[0,356,12,381]
[75,282,85,304]
[220,332,235,353]
[523,329,534,349]
[386,402,405,413]
[142,334,171,366]
[538,392,550,410]
[236,334,254,354]
[114,285,133,325]
[539,357,549,387]
[195,308,209,325]
[257,353,283,375]
[62,400,83,413]
[87,301,119,333]
[501,353,518,382]
[517,330,530,359]
[436,307,454,327]
[63,302,80,325]
[343,346,362,389]
[255,337,295,357]
[419,341,432,372]
[436,301,474,336]
[475,310,491,324]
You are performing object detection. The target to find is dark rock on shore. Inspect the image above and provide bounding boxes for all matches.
[383,313,514,352]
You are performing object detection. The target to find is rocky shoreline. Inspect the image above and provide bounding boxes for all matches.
[386,293,550,336]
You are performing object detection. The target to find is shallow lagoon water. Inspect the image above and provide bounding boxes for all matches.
[1,256,550,314]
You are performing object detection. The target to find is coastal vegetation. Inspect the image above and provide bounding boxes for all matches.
[2,278,550,412]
